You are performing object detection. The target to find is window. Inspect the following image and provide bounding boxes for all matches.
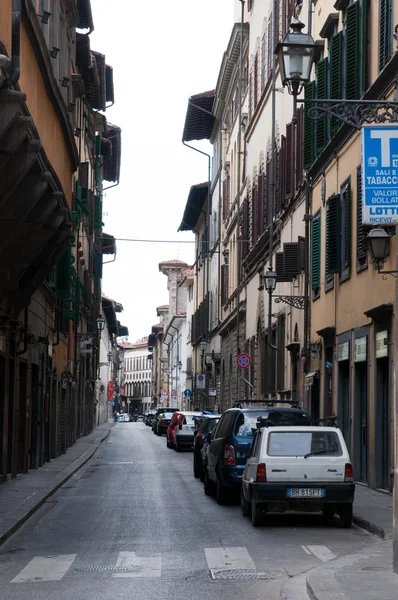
[303,81,316,169]
[316,58,328,152]
[221,264,229,305]
[325,194,339,289]
[340,180,351,280]
[253,52,259,109]
[285,122,294,198]
[222,175,230,221]
[267,16,273,79]
[356,165,368,270]
[345,1,360,100]
[251,182,258,244]
[379,0,392,72]
[267,431,342,456]
[261,36,266,92]
[329,31,343,134]
[311,212,321,296]
[248,72,252,120]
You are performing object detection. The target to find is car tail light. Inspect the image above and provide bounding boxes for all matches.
[344,463,354,482]
[224,445,236,466]
[256,463,267,483]
[196,432,204,446]
[179,421,183,430]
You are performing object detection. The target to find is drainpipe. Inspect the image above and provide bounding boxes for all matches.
[235,0,245,402]
[10,0,21,85]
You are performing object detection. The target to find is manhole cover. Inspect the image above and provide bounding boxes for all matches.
[361,566,391,572]
[75,565,141,573]
[210,569,282,581]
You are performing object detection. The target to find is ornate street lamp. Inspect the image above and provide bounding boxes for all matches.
[276,17,317,119]
[97,315,105,332]
[366,228,397,276]
[263,269,277,293]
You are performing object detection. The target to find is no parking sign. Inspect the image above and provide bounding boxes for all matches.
[236,353,251,369]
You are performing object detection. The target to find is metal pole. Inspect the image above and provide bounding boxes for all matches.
[267,0,278,396]
[235,0,245,402]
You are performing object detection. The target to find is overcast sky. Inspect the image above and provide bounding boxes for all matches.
[89,1,234,342]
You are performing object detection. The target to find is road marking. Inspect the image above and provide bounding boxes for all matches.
[11,554,77,583]
[204,547,255,572]
[306,545,336,562]
[112,552,161,578]
[301,545,312,555]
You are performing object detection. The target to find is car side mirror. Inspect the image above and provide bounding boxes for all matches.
[207,431,213,443]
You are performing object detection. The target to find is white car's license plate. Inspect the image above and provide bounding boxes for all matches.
[287,488,325,498]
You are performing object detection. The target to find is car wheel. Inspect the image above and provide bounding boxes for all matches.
[203,466,214,496]
[240,487,251,517]
[251,497,265,527]
[339,503,353,528]
[216,477,229,505]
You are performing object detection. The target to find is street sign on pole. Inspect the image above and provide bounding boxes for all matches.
[362,124,398,225]
[237,353,251,369]
[196,374,205,389]
[183,389,192,397]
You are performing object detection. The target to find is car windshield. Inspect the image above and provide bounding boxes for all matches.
[206,418,220,432]
[267,431,343,457]
[183,415,196,424]
[235,412,269,437]
[161,413,173,419]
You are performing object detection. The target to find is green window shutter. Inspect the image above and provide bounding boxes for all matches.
[74,282,80,323]
[329,31,343,134]
[79,162,90,201]
[361,0,370,94]
[75,180,82,202]
[95,134,102,157]
[316,58,328,153]
[94,251,103,279]
[345,2,360,100]
[341,181,352,272]
[304,80,316,169]
[311,214,321,290]
[326,194,340,278]
[94,195,102,229]
[356,165,368,267]
[56,247,72,295]
[379,0,392,72]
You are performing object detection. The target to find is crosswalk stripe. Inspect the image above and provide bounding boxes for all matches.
[306,545,336,562]
[112,551,161,578]
[11,554,77,583]
[204,547,255,572]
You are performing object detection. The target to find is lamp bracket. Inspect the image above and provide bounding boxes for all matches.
[298,98,398,130]
[379,270,398,280]
[274,295,305,309]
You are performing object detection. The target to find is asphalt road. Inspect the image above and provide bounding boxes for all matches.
[0,422,380,600]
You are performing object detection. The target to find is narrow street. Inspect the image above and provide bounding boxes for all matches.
[0,423,380,600]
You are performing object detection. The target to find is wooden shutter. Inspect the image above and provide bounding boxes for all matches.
[251,184,258,244]
[79,161,89,200]
[283,242,301,278]
[242,198,250,259]
[345,1,360,100]
[326,194,340,277]
[265,159,271,226]
[356,165,367,267]
[298,236,306,271]
[222,179,228,220]
[295,107,304,187]
[285,123,294,198]
[275,252,292,282]
[267,16,273,79]
[258,172,265,237]
[261,36,266,92]
[304,81,316,169]
[254,52,258,109]
[275,149,281,214]
[362,0,370,93]
[311,214,321,290]
[249,72,252,120]
[341,181,351,271]
[379,0,392,72]
[280,136,286,209]
[316,58,328,153]
[329,31,343,134]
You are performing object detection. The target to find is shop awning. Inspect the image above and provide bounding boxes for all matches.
[103,123,122,183]
[178,182,209,231]
[77,0,94,32]
[182,90,215,142]
[102,232,116,255]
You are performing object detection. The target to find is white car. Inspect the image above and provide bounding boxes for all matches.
[174,412,203,451]
[241,426,355,527]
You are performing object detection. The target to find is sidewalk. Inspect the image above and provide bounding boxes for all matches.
[304,484,396,600]
[0,421,113,546]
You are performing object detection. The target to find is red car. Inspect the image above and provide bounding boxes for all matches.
[167,412,181,448]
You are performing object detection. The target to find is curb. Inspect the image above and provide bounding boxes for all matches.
[353,514,385,539]
[0,425,113,547]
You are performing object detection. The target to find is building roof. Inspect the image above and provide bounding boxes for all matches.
[178,182,209,232]
[159,259,188,273]
[181,266,194,277]
[182,90,215,142]
[213,23,250,120]
[152,322,164,330]
[157,304,169,309]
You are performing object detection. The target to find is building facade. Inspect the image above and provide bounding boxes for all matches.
[121,338,151,415]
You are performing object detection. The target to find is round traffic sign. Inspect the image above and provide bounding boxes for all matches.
[237,353,251,369]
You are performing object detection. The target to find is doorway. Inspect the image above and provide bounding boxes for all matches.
[354,362,368,483]
[338,361,351,452]
[376,357,390,490]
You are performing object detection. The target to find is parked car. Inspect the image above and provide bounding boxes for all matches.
[156,412,174,436]
[193,415,221,479]
[167,412,182,448]
[174,412,203,451]
[203,404,312,505]
[152,407,179,433]
[240,425,355,527]
[145,412,156,426]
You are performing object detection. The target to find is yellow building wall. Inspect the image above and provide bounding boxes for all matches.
[0,6,73,203]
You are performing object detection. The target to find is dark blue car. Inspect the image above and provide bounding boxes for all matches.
[203,405,312,505]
